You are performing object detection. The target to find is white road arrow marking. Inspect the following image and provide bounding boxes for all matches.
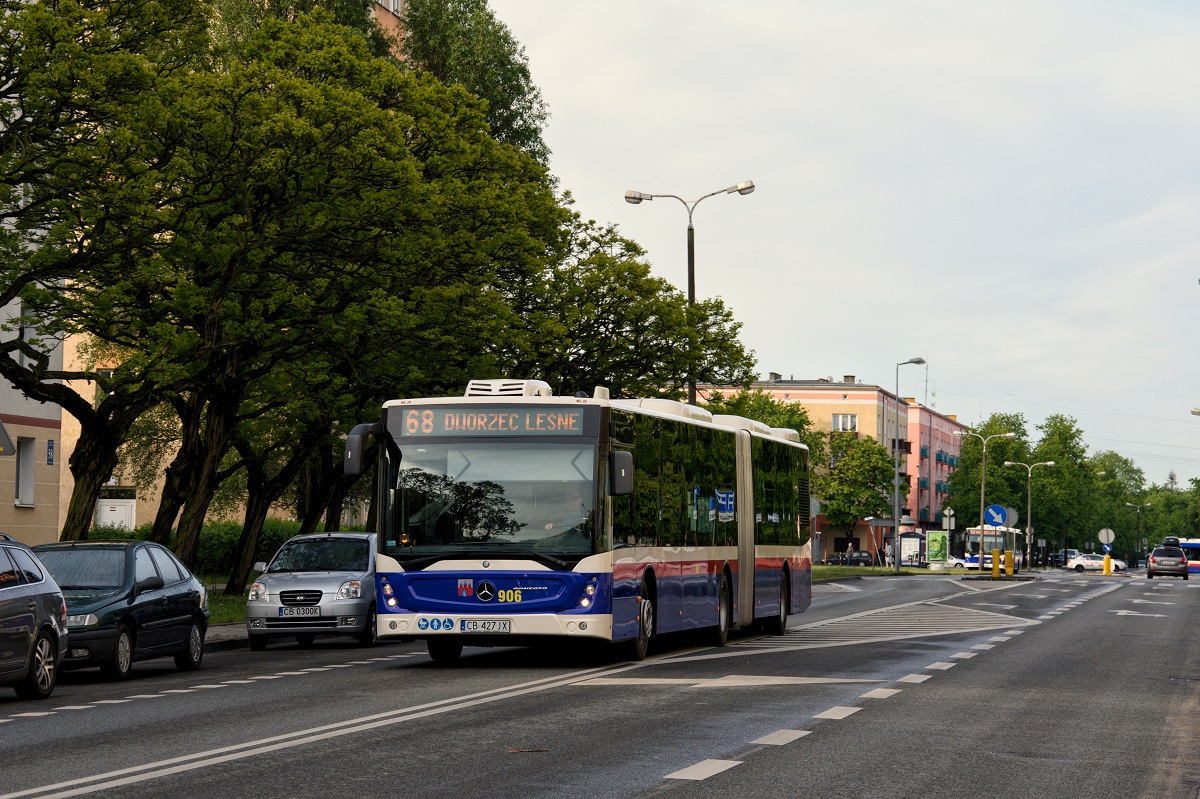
[974,603,1017,609]
[1110,610,1167,617]
[1131,599,1175,605]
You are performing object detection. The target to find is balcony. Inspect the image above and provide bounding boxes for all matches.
[891,439,912,454]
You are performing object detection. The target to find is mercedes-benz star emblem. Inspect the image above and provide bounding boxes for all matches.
[476,581,495,602]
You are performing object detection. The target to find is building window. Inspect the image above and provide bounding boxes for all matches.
[832,414,857,433]
[15,437,34,506]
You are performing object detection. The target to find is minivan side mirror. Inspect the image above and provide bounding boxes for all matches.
[253,562,267,573]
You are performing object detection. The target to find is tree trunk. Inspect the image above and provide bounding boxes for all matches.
[225,473,271,597]
[151,394,204,544]
[61,402,148,540]
[171,394,241,569]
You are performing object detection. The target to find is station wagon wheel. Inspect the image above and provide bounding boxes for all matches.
[174,619,204,671]
[14,631,57,700]
[103,625,133,681]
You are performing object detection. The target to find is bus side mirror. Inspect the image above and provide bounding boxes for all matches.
[344,423,382,475]
[610,450,633,496]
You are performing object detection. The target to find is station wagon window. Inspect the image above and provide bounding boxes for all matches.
[149,547,183,584]
[0,548,19,589]
[9,548,43,583]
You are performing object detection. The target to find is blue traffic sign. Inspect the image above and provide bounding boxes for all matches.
[985,504,1009,526]
[1103,543,1112,553]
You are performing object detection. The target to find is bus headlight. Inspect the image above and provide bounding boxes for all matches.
[579,597,591,609]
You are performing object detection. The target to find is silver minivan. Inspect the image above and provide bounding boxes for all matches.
[245,533,377,650]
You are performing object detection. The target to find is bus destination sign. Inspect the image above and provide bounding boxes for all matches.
[400,407,586,437]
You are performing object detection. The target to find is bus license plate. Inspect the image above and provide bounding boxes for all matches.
[460,619,511,633]
[279,607,321,617]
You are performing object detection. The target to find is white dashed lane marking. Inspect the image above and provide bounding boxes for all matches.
[860,688,901,699]
[814,706,861,720]
[665,759,742,781]
[898,674,931,683]
[752,729,811,746]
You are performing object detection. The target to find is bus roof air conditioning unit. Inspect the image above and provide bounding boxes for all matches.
[770,427,801,442]
[463,379,552,397]
[712,414,772,434]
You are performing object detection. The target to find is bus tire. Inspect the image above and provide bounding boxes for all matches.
[711,574,730,648]
[427,638,463,664]
[764,572,789,636]
[627,578,655,661]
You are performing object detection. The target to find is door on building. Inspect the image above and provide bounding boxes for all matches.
[96,500,135,530]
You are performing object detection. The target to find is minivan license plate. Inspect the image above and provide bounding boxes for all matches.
[459,619,510,633]
[279,607,320,617]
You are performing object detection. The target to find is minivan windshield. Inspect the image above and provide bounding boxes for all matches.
[36,548,125,589]
[269,538,370,572]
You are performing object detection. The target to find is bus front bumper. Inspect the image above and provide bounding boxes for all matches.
[377,612,612,641]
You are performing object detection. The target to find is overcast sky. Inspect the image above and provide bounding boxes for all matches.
[490,1,1200,486]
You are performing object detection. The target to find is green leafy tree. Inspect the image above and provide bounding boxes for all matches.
[400,0,550,164]
[1089,451,1145,562]
[0,0,209,538]
[702,389,825,465]
[1030,414,1092,557]
[507,218,756,401]
[813,433,893,535]
[944,413,1028,552]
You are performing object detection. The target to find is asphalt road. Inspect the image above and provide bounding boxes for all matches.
[2,572,1197,799]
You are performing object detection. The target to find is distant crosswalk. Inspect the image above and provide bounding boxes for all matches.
[736,601,1037,650]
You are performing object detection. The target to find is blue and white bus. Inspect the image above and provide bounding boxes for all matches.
[343,379,813,663]
[964,525,1024,572]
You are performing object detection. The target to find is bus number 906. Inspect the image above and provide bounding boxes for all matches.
[498,589,522,603]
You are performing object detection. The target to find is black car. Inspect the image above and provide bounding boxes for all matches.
[33,540,209,679]
[0,535,67,699]
[827,550,875,566]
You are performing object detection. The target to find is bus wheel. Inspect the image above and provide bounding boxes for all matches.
[764,573,789,636]
[427,638,463,664]
[711,574,730,648]
[627,582,655,661]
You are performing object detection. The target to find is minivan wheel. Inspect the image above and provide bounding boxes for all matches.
[103,625,134,680]
[14,632,57,700]
[357,605,378,648]
[249,635,268,651]
[174,620,204,671]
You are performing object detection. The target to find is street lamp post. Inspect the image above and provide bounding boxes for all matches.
[1126,501,1151,563]
[955,429,1017,574]
[893,357,925,573]
[625,181,755,404]
[1003,460,1055,568]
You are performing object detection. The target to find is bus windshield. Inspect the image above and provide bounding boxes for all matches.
[385,441,596,560]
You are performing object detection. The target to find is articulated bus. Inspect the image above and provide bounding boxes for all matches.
[343,379,813,663]
[1177,539,1200,573]
[963,525,1024,572]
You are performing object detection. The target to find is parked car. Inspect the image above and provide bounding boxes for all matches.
[246,532,378,650]
[0,535,67,699]
[1146,546,1189,580]
[1065,553,1126,573]
[1050,549,1081,568]
[944,555,969,568]
[33,540,208,679]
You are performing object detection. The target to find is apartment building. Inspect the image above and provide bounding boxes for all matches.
[703,375,968,559]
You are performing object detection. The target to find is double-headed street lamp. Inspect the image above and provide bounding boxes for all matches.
[1003,460,1055,567]
[955,429,1017,571]
[1126,501,1151,560]
[625,181,755,405]
[893,357,925,573]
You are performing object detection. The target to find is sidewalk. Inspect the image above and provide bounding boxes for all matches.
[205,622,249,653]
